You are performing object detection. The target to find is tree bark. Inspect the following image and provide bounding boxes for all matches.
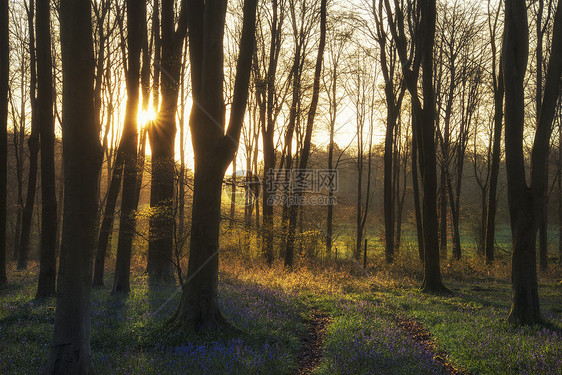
[503,0,536,325]
[259,0,283,265]
[18,0,39,270]
[418,0,447,293]
[112,0,142,294]
[536,0,548,271]
[411,115,424,262]
[36,0,57,298]
[439,166,447,257]
[284,0,326,268]
[147,0,187,280]
[326,81,335,257]
[0,0,8,285]
[167,0,257,330]
[43,0,100,371]
[504,0,562,324]
[13,78,25,261]
[559,117,562,264]
[485,66,504,264]
[92,151,123,287]
[384,108,395,263]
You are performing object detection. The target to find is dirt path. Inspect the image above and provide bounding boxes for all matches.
[395,316,465,375]
[296,310,331,374]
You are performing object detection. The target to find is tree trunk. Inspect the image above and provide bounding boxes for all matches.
[411,116,424,262]
[445,168,461,259]
[92,151,123,287]
[507,194,541,324]
[36,0,57,298]
[112,0,142,294]
[136,6,150,211]
[508,0,561,323]
[18,0,38,270]
[439,165,447,257]
[229,156,236,227]
[0,0,8,285]
[13,100,25,261]
[167,0,257,330]
[146,0,185,281]
[418,0,447,293]
[326,104,335,257]
[538,166,548,270]
[13,51,27,261]
[167,162,227,329]
[504,0,536,324]
[147,102,176,281]
[384,106,395,263]
[261,115,274,264]
[395,147,407,251]
[43,0,100,371]
[259,0,283,265]
[485,62,504,264]
[536,0,548,272]
[284,0,326,269]
[559,118,562,264]
[355,148,363,260]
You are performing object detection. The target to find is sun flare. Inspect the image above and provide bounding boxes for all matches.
[138,108,157,126]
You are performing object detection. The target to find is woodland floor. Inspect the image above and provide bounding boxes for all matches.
[1,254,561,374]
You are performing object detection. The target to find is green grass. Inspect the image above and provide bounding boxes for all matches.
[0,264,306,374]
[1,256,561,374]
[364,281,562,374]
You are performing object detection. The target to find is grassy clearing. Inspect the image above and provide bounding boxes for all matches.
[1,263,306,374]
[1,254,561,374]
[222,255,562,375]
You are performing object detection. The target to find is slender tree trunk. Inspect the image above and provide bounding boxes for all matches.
[539,164,548,270]
[411,116,424,262]
[445,168,461,259]
[92,151,123,287]
[480,188,487,254]
[0,0,8,285]
[260,0,282,265]
[136,3,151,211]
[36,0,57,297]
[536,0,548,271]
[13,60,26,261]
[326,103,335,257]
[178,65,186,236]
[356,148,363,260]
[261,114,274,264]
[147,0,185,280]
[18,0,39,270]
[147,106,176,280]
[559,119,562,263]
[395,145,407,250]
[485,65,504,264]
[112,0,142,294]
[439,166,447,257]
[384,106,395,263]
[284,0,326,269]
[43,0,100,370]
[229,156,236,227]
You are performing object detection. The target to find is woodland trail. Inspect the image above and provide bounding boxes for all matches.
[395,315,466,375]
[296,310,332,374]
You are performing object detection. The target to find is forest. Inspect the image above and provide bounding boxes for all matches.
[0,0,561,373]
